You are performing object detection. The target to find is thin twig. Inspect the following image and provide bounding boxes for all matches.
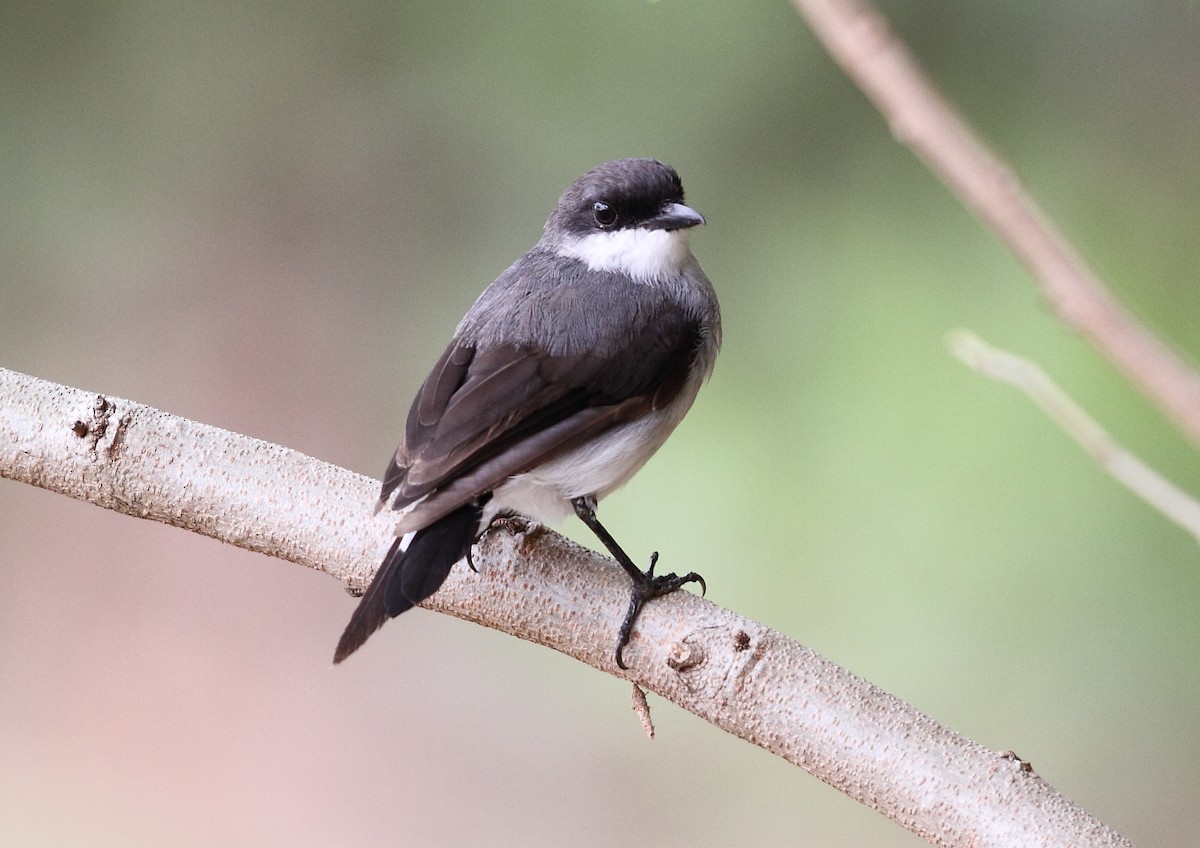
[630,684,655,740]
[950,330,1200,545]
[789,0,1200,447]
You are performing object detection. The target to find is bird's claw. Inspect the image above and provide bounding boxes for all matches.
[613,554,707,670]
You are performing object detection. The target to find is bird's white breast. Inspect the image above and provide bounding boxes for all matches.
[482,362,707,528]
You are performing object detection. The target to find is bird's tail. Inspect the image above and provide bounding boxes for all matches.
[333,503,481,663]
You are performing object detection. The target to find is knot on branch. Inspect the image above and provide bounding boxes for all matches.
[71,394,131,460]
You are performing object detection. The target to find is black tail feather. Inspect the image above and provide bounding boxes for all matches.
[333,503,481,663]
[389,506,479,615]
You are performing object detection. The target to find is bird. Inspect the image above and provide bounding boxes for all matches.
[334,158,721,669]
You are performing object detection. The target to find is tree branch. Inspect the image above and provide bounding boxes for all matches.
[789,0,1200,447]
[0,365,1132,847]
[951,330,1200,546]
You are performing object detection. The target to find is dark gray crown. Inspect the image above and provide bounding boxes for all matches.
[547,158,688,237]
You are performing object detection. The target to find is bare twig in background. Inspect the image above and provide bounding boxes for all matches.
[951,330,1200,545]
[789,0,1200,447]
[0,366,1132,846]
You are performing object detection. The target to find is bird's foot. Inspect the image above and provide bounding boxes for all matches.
[614,552,707,670]
[467,511,545,572]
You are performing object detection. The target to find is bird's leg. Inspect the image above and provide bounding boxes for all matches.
[463,493,503,573]
[571,496,706,669]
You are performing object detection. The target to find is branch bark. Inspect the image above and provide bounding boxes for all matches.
[790,0,1200,447]
[0,366,1132,847]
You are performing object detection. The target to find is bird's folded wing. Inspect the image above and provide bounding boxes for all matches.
[379,311,700,530]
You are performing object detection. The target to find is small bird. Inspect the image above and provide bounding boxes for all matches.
[334,158,721,669]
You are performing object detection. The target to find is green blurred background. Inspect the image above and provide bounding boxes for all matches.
[2,1,1198,845]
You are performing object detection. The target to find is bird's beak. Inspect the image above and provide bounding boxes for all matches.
[649,202,706,231]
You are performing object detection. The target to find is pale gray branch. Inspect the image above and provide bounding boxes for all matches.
[790,0,1200,448]
[951,330,1200,545]
[0,365,1131,847]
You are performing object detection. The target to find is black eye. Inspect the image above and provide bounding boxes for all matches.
[592,201,617,227]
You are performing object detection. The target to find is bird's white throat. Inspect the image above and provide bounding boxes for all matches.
[556,227,692,282]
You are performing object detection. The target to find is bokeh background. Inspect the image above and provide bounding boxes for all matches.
[2,2,1198,845]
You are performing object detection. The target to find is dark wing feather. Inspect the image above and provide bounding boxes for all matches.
[380,342,474,504]
[380,291,702,530]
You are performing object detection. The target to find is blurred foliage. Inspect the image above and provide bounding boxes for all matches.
[2,1,1198,846]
